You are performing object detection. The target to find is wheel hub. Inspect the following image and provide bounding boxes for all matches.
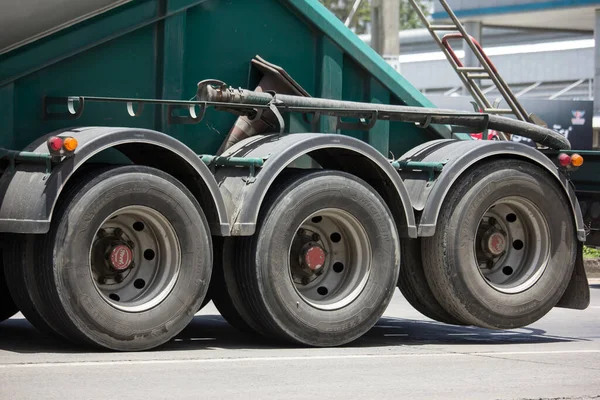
[302,244,326,271]
[109,244,133,271]
[483,230,506,257]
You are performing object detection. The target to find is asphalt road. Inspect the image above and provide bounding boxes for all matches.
[1,285,600,400]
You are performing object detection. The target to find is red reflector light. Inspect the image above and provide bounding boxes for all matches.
[558,153,571,167]
[48,136,63,151]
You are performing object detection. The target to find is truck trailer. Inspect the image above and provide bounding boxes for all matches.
[0,0,593,351]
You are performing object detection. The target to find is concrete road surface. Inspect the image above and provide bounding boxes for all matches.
[1,284,600,400]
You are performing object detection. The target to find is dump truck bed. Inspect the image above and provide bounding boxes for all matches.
[0,0,447,157]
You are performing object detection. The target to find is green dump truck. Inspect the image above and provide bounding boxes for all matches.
[0,0,593,352]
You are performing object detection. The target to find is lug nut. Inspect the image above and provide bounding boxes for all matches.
[312,233,320,241]
[98,276,107,284]
[115,274,124,283]
[127,240,135,249]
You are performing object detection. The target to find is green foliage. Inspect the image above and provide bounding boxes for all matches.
[319,0,430,34]
[583,246,600,259]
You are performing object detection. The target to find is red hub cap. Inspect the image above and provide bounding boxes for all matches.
[110,244,133,271]
[304,246,326,271]
[487,232,506,256]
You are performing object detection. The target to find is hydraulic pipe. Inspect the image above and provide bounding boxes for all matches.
[197,81,571,150]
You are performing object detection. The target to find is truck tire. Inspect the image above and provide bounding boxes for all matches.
[0,250,18,323]
[3,236,67,337]
[30,165,213,351]
[210,237,260,335]
[422,159,577,329]
[398,239,465,325]
[235,170,400,346]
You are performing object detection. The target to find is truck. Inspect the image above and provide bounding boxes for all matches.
[0,0,593,351]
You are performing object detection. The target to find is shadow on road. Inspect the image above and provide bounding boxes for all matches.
[0,311,585,354]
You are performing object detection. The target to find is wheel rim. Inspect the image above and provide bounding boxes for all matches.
[288,208,372,311]
[89,205,181,312]
[473,197,550,294]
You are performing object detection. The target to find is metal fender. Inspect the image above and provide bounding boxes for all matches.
[397,139,586,241]
[0,127,230,235]
[213,133,417,237]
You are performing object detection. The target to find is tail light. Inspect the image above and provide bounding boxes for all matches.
[558,153,584,169]
[47,136,78,156]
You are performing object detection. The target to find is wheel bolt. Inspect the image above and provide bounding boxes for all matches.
[301,277,310,285]
[114,228,123,238]
[127,240,135,249]
[115,274,124,283]
[312,233,320,241]
[298,229,305,236]
[98,276,107,284]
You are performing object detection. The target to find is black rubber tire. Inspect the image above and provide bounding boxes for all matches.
[397,239,465,325]
[3,235,67,338]
[235,170,400,347]
[0,249,18,323]
[30,165,213,351]
[210,237,260,335]
[422,159,577,329]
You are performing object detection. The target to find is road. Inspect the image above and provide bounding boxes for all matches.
[1,284,600,400]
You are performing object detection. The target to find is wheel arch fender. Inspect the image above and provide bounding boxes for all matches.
[0,127,229,235]
[398,139,585,242]
[214,133,417,238]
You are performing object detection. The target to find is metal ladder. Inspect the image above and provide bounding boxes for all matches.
[408,0,538,127]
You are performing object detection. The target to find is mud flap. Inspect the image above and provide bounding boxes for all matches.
[556,241,590,310]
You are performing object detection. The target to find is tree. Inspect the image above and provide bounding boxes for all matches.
[319,0,430,34]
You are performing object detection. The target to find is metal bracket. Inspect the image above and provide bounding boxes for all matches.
[167,103,206,125]
[268,95,286,134]
[43,96,85,120]
[302,111,322,133]
[335,110,378,131]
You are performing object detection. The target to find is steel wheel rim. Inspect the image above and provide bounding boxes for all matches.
[89,205,181,312]
[288,208,372,311]
[473,197,550,294]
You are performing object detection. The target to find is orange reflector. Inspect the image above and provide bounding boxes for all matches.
[571,153,584,167]
[63,137,78,152]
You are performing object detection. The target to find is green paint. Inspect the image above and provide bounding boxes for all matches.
[0,84,14,148]
[160,9,187,134]
[368,77,390,156]
[0,0,450,160]
[316,36,343,134]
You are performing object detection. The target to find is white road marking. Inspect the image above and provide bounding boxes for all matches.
[375,325,405,329]
[1,350,598,369]
[490,332,520,335]
[190,338,216,341]
[448,333,478,336]
[384,334,408,337]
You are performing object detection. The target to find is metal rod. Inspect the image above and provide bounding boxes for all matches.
[549,79,585,100]
[200,155,264,168]
[345,0,364,27]
[392,161,445,171]
[196,83,570,150]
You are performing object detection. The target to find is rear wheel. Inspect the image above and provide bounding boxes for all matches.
[422,160,577,329]
[0,249,18,323]
[3,236,66,337]
[30,166,212,351]
[210,237,259,335]
[235,171,400,346]
[397,239,465,325]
